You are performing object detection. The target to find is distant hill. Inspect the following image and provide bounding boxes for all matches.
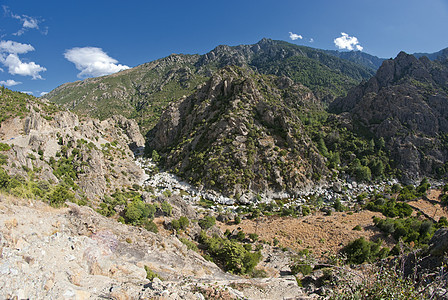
[413,47,448,61]
[323,50,385,70]
[45,39,376,133]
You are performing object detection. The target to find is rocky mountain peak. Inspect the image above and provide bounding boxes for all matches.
[330,51,448,181]
[147,65,327,196]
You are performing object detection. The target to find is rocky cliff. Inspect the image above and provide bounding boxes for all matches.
[330,52,448,181]
[147,66,328,197]
[0,88,146,202]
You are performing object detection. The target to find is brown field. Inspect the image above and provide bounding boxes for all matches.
[218,210,390,258]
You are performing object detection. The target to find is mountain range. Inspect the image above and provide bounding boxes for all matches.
[2,38,448,299]
[40,39,448,196]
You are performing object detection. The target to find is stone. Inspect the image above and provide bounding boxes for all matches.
[429,227,448,256]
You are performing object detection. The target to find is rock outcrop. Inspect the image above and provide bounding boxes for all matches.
[0,97,146,201]
[330,52,448,181]
[147,66,328,197]
[0,195,310,299]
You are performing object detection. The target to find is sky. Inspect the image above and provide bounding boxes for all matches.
[0,0,447,97]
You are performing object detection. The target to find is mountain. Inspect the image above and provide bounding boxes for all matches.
[413,47,448,61]
[147,66,328,197]
[45,39,376,133]
[330,51,448,181]
[323,50,385,70]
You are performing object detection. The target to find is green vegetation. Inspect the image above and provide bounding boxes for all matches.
[341,237,390,264]
[303,114,393,182]
[144,265,163,281]
[171,216,189,231]
[365,197,413,218]
[373,217,436,248]
[179,237,198,251]
[198,231,262,275]
[198,215,216,230]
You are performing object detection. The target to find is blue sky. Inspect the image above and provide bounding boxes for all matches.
[0,0,447,96]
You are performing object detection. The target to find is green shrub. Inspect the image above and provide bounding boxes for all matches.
[234,215,241,224]
[353,225,362,231]
[0,143,11,151]
[341,237,389,264]
[0,153,8,165]
[302,205,311,216]
[178,216,189,229]
[143,220,158,233]
[199,215,216,230]
[236,230,245,241]
[144,266,163,281]
[290,263,313,276]
[47,184,75,208]
[179,237,198,251]
[249,233,259,242]
[199,233,262,275]
[160,200,172,216]
[171,219,180,231]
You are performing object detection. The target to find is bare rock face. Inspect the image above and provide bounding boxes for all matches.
[0,197,309,299]
[111,115,145,150]
[331,52,448,181]
[429,227,448,257]
[147,66,327,197]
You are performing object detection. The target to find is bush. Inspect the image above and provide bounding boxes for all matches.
[352,225,362,231]
[290,263,313,276]
[236,230,245,241]
[249,233,259,242]
[143,220,158,233]
[160,200,172,216]
[48,184,74,208]
[341,237,389,264]
[199,215,216,230]
[234,215,241,224]
[374,217,435,246]
[171,219,180,231]
[179,237,198,251]
[144,265,163,281]
[125,201,156,225]
[0,143,11,151]
[199,233,262,275]
[178,216,189,230]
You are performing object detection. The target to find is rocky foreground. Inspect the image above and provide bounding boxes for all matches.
[0,195,316,299]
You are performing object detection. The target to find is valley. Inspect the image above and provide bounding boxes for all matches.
[1,39,448,299]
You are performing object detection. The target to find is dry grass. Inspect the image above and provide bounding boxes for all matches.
[408,190,448,222]
[219,210,389,258]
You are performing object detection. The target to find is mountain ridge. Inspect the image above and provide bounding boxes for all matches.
[45,38,377,132]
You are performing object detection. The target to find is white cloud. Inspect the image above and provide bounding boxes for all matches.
[64,47,130,78]
[21,91,33,95]
[3,6,43,36]
[0,53,46,79]
[289,32,303,41]
[0,40,46,79]
[309,38,314,43]
[40,91,48,96]
[0,40,34,54]
[0,79,22,86]
[334,32,363,51]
